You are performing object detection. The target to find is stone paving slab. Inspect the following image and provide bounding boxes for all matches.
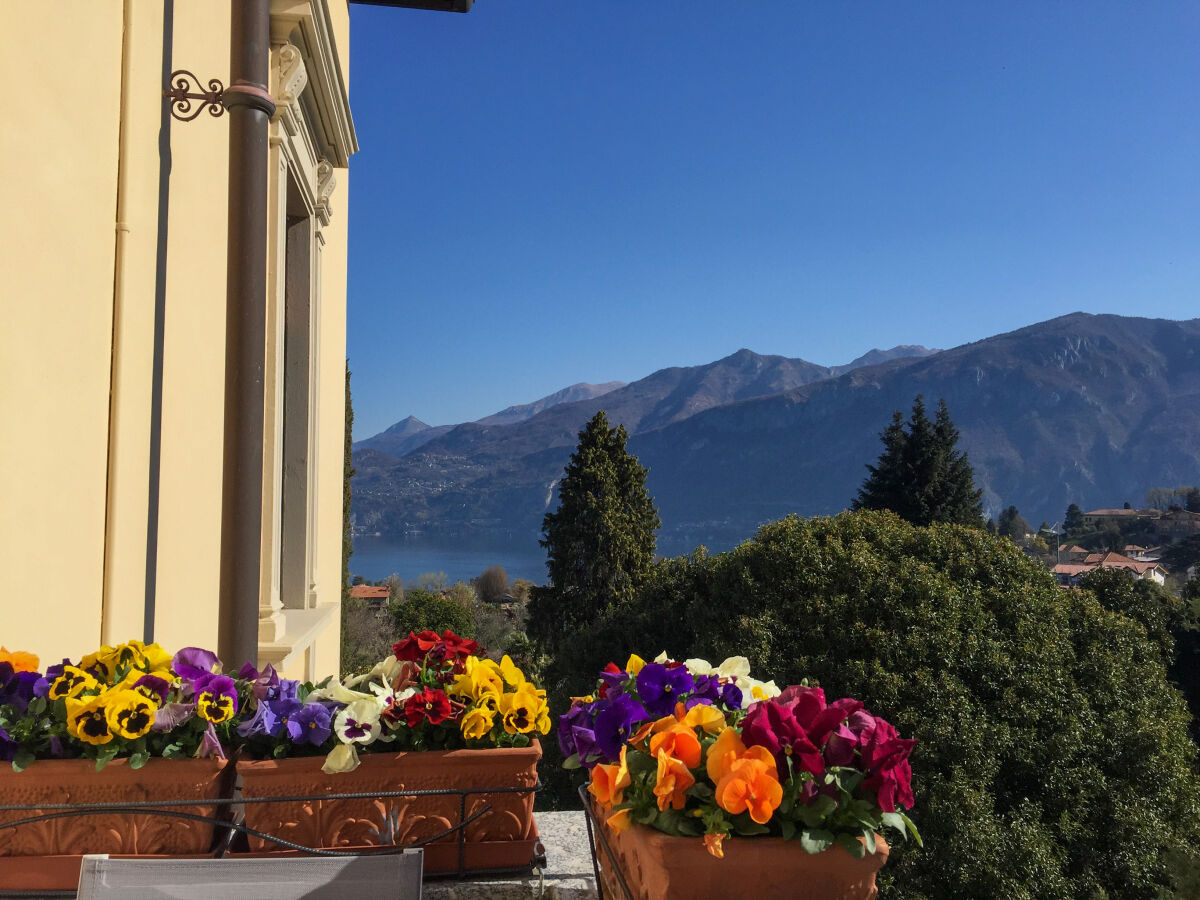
[423,811,598,899]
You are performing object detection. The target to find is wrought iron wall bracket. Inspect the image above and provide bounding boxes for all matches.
[164,69,226,122]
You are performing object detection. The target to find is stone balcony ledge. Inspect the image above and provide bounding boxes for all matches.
[424,811,598,899]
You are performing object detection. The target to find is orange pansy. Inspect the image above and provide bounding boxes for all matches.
[0,647,39,673]
[649,721,702,769]
[714,755,783,825]
[705,726,747,782]
[703,832,727,859]
[588,745,631,807]
[653,749,696,811]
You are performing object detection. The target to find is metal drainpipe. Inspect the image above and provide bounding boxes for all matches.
[218,0,276,670]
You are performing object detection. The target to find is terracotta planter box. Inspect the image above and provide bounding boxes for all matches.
[588,798,889,900]
[0,756,234,891]
[237,740,542,875]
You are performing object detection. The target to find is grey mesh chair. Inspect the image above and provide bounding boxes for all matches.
[75,851,423,899]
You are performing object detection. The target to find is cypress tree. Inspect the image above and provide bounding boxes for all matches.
[528,410,660,655]
[854,396,983,527]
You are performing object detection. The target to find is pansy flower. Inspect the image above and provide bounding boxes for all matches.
[0,663,40,714]
[286,703,333,746]
[460,707,495,740]
[593,693,647,761]
[196,675,238,724]
[652,750,695,811]
[48,665,98,701]
[404,688,454,728]
[335,698,384,744]
[105,689,157,739]
[66,695,113,745]
[172,647,221,682]
[0,725,20,762]
[0,647,39,674]
[636,663,695,717]
[130,673,171,705]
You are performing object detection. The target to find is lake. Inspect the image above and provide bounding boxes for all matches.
[350,534,549,586]
[349,532,726,587]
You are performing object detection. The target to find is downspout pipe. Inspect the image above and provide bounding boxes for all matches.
[219,0,276,670]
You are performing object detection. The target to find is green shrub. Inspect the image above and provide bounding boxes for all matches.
[587,511,1199,899]
[389,588,475,640]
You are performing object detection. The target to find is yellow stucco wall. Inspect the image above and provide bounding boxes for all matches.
[2,0,349,677]
[0,5,123,662]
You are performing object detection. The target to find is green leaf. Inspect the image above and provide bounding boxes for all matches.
[836,832,866,859]
[11,751,34,773]
[688,782,714,802]
[800,828,834,855]
[880,811,906,840]
[862,828,877,855]
[129,750,150,770]
[562,753,582,770]
[899,811,924,848]
[28,697,46,716]
[730,812,770,836]
[780,818,797,841]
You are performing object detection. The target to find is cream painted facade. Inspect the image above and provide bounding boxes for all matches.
[0,0,355,681]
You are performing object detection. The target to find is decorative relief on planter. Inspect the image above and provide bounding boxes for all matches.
[238,742,541,856]
[0,757,233,857]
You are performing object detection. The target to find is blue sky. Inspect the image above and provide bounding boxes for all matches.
[346,1,1199,438]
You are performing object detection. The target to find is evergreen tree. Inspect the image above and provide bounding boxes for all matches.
[997,504,1029,541]
[853,396,983,527]
[528,411,660,655]
[1064,502,1085,532]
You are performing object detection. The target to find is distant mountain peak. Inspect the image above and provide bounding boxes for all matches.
[475,381,627,427]
[381,415,431,436]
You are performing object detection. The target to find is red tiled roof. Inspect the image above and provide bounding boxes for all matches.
[349,584,390,600]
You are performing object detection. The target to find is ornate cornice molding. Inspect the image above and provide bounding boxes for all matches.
[315,160,337,227]
[272,42,309,136]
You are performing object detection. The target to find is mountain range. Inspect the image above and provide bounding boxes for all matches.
[351,314,1200,552]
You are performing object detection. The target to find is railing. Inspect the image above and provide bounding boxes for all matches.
[0,782,546,899]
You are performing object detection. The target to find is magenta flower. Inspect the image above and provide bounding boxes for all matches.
[741,699,824,777]
[859,716,917,812]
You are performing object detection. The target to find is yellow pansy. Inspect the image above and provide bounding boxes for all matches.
[624,654,646,676]
[450,656,504,702]
[48,665,99,701]
[498,655,527,689]
[460,707,495,740]
[105,689,156,740]
[79,646,121,683]
[683,703,726,736]
[66,695,114,745]
[499,685,542,734]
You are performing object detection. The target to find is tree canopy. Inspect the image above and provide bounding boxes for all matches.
[589,511,1200,898]
[853,396,983,527]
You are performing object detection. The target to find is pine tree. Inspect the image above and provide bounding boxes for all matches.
[853,396,983,527]
[528,411,660,654]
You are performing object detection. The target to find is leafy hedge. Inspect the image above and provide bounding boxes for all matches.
[576,511,1199,898]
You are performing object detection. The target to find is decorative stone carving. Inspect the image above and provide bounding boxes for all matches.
[272,42,308,135]
[315,159,337,226]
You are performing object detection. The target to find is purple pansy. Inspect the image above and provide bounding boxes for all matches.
[238,662,283,701]
[172,647,220,682]
[0,665,39,715]
[636,663,695,717]
[286,704,332,746]
[557,704,592,757]
[593,693,648,762]
[236,699,280,738]
[0,725,18,762]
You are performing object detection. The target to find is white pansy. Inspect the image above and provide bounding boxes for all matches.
[321,742,360,774]
[683,658,715,676]
[653,651,671,664]
[334,697,385,744]
[307,681,374,704]
[742,678,781,701]
[716,657,751,679]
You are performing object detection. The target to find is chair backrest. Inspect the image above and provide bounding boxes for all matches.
[76,851,423,900]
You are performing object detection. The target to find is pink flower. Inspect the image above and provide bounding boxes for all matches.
[741,699,824,777]
[859,716,917,812]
